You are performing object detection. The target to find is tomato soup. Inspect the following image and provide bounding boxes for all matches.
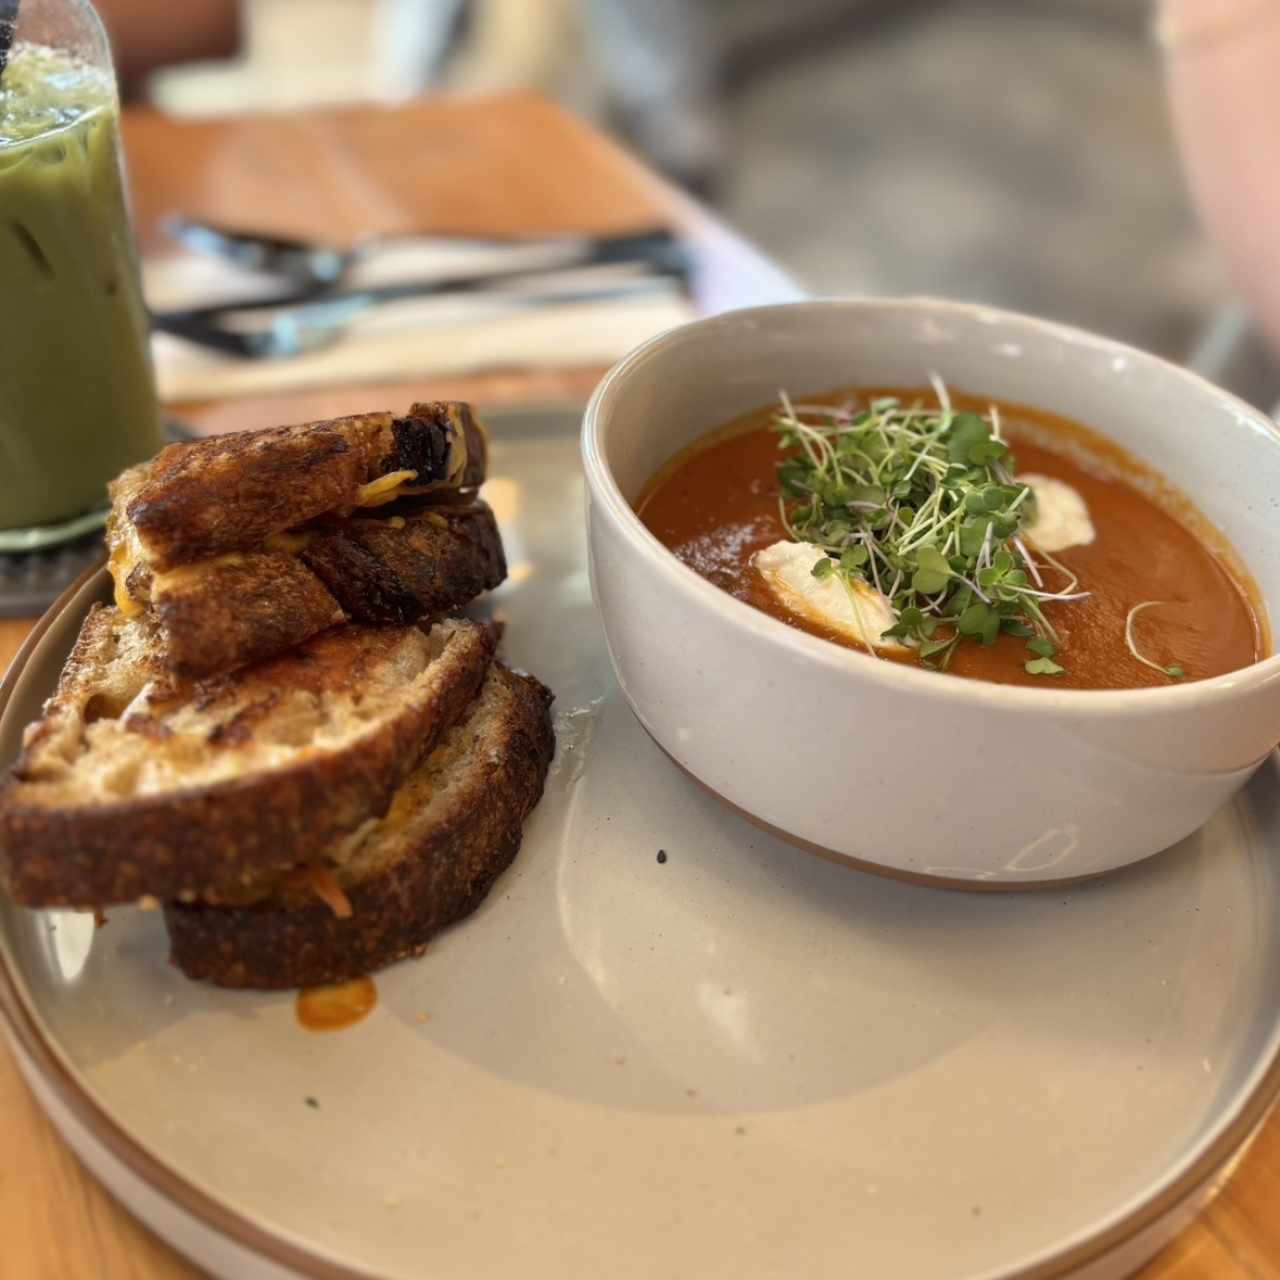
[637,389,1265,690]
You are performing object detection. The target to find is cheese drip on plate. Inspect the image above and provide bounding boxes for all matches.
[754,541,907,653]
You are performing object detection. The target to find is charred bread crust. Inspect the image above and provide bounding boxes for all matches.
[112,403,489,571]
[164,665,555,989]
[0,621,496,907]
[301,502,507,625]
[391,402,488,490]
[153,552,346,680]
[135,502,504,679]
[118,415,393,570]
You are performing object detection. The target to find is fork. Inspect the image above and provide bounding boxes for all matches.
[151,225,690,358]
[164,216,681,293]
[152,269,690,360]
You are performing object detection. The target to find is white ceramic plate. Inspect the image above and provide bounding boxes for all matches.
[3,408,1280,1280]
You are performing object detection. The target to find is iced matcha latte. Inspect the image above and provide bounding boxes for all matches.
[0,42,162,531]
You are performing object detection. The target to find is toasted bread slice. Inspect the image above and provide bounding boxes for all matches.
[0,609,494,907]
[136,551,347,684]
[108,400,487,593]
[301,500,507,625]
[134,500,506,680]
[164,663,555,989]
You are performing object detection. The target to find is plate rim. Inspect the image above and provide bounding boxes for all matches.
[3,567,1280,1280]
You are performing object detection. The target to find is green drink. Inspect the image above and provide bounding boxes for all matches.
[0,40,162,533]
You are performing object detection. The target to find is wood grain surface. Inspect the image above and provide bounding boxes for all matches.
[0,92,1276,1280]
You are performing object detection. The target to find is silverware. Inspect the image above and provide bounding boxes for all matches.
[164,216,681,293]
[152,271,688,360]
[151,224,690,358]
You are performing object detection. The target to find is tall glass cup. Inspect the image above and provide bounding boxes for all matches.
[0,0,163,544]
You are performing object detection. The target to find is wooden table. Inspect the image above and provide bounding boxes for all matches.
[0,93,1275,1280]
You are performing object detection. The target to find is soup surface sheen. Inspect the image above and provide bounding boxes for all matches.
[637,389,1264,690]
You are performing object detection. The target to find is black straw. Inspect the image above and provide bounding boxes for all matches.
[0,0,19,83]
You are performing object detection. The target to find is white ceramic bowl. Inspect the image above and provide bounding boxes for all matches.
[582,298,1280,886]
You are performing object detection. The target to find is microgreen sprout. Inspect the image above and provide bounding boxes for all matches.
[775,381,1089,674]
[1124,601,1185,680]
[1024,637,1065,676]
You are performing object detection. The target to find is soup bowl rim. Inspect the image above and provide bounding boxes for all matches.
[582,295,1280,714]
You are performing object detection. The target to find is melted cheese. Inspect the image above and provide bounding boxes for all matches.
[151,554,249,595]
[263,529,315,555]
[284,865,354,919]
[754,541,907,653]
[107,526,146,618]
[445,431,468,485]
[355,469,418,507]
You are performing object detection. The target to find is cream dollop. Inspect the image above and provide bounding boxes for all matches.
[754,541,907,652]
[1018,475,1095,553]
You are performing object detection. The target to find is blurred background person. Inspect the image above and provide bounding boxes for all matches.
[1161,0,1280,372]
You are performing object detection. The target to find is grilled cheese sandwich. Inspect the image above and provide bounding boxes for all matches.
[104,402,492,678]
